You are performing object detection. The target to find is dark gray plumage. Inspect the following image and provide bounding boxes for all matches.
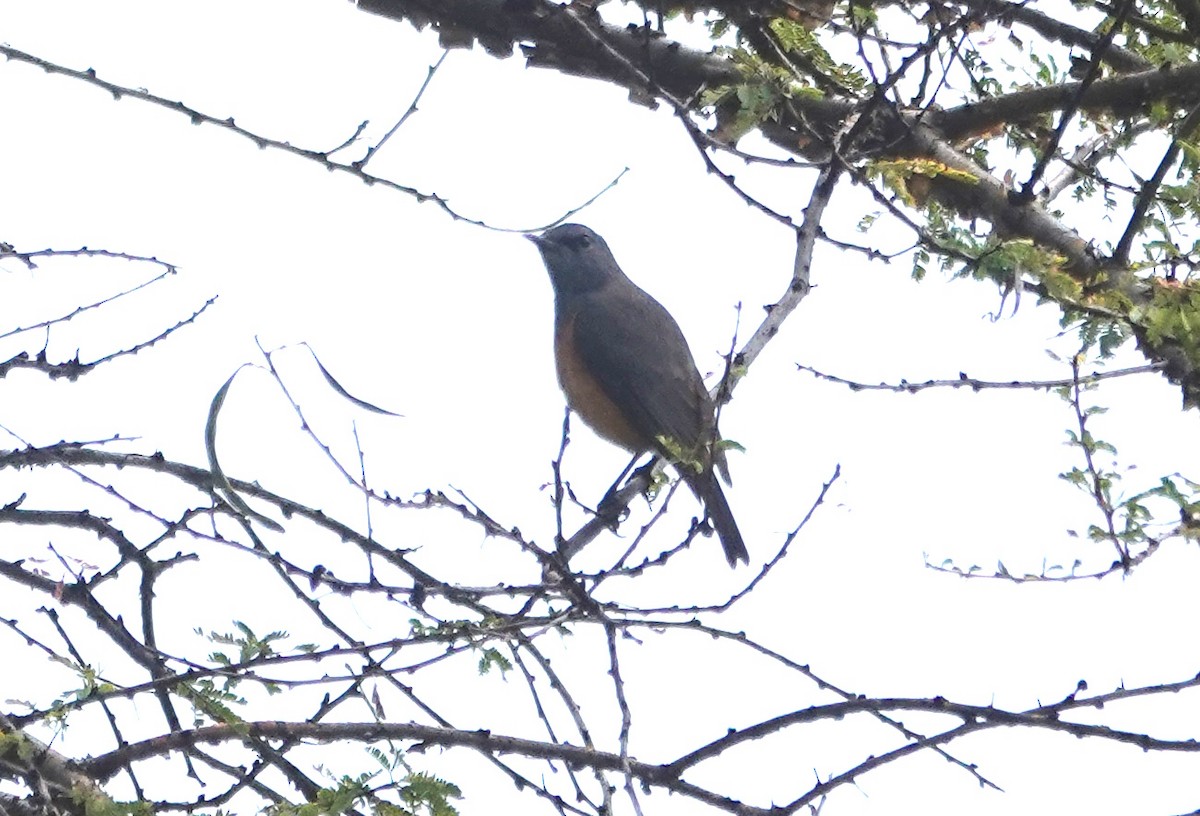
[528,224,748,566]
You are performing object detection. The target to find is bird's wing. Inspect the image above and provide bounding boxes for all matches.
[571,282,715,461]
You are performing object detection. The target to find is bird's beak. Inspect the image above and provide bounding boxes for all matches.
[525,233,545,247]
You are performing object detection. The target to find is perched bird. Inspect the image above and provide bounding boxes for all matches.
[527,224,748,566]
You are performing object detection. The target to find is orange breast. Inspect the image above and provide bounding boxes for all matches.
[555,316,647,452]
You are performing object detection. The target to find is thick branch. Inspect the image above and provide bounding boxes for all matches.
[1170,0,1200,42]
[357,0,740,96]
[959,0,1152,73]
[84,720,671,787]
[932,61,1200,145]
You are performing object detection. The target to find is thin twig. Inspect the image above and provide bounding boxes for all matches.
[798,361,1163,393]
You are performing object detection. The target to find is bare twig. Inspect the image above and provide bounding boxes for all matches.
[798,362,1163,393]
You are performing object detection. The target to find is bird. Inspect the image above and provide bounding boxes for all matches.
[527,223,749,566]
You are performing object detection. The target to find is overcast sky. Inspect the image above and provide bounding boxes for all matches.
[2,2,1200,814]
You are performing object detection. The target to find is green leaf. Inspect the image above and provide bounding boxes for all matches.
[477,647,513,677]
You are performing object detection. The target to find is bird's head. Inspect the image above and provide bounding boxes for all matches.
[527,224,623,295]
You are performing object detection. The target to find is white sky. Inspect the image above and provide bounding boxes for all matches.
[2,1,1200,815]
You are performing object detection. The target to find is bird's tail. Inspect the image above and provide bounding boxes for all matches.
[692,474,749,567]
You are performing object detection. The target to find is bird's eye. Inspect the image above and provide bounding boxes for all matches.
[573,235,591,249]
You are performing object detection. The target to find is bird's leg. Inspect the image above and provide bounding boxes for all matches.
[596,453,646,528]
